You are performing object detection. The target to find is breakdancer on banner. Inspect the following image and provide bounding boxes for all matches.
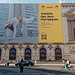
[5,17,34,41]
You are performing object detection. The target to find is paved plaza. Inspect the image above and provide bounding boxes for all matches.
[0,65,75,75]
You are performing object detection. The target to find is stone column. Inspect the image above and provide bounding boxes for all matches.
[47,44,53,60]
[18,45,24,61]
[3,45,9,61]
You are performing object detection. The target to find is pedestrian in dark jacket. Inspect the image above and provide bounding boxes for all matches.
[20,59,24,73]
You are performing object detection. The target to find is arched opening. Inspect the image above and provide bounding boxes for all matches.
[55,48,62,61]
[25,48,31,60]
[40,48,46,61]
[9,48,16,60]
[0,49,1,60]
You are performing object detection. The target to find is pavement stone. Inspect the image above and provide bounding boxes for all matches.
[58,74,75,75]
[0,65,75,75]
[0,73,56,75]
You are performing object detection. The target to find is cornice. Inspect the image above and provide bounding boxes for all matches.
[61,3,75,7]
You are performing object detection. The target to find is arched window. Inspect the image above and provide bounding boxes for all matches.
[25,48,31,60]
[73,20,75,40]
[55,48,62,61]
[0,49,1,60]
[9,48,16,60]
[40,48,46,61]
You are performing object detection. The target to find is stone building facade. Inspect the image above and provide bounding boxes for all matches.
[0,3,75,62]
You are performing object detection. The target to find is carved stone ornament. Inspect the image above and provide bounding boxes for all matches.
[56,44,59,48]
[18,45,23,50]
[33,44,38,50]
[42,45,44,48]
[12,45,14,48]
[26,45,30,48]
[69,46,75,53]
[48,45,53,50]
[3,45,8,50]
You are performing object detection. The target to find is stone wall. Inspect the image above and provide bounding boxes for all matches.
[0,43,75,63]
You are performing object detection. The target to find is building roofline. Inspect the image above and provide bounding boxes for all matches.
[61,3,75,7]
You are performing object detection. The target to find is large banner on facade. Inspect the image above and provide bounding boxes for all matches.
[39,4,63,43]
[0,3,63,43]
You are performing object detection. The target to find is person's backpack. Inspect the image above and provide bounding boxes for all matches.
[20,62,24,67]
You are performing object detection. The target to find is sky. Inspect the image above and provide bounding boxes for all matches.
[0,0,75,3]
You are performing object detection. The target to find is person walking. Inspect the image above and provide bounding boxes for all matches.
[62,59,65,64]
[62,59,66,68]
[5,61,7,67]
[19,59,24,73]
[66,59,70,67]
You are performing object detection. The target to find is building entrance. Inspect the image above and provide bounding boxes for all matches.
[9,48,16,60]
[25,48,31,60]
[55,48,62,61]
[40,48,46,61]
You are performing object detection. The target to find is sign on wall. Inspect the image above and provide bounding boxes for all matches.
[0,4,63,43]
[39,4,63,43]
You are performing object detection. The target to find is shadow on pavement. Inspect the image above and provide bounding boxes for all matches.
[24,67,75,75]
[0,66,75,75]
